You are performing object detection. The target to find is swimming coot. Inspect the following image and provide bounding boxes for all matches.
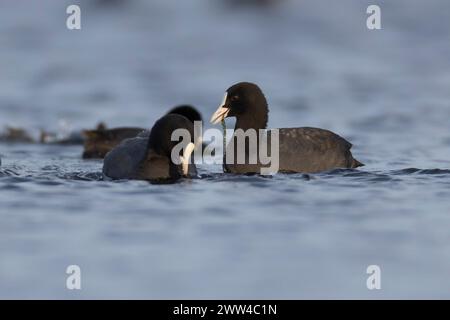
[210,82,364,174]
[103,114,197,183]
[83,105,203,159]
[83,124,145,159]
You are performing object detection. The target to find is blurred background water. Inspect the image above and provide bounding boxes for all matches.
[0,0,449,298]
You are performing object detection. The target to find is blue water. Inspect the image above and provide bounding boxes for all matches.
[1,0,450,298]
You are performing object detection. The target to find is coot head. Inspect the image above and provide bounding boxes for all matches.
[168,104,213,155]
[168,105,203,123]
[210,82,268,130]
[147,114,197,179]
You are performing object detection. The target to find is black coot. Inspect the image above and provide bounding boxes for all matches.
[210,82,364,174]
[103,114,197,183]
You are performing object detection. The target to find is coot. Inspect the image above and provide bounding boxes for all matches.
[103,114,197,183]
[210,82,363,174]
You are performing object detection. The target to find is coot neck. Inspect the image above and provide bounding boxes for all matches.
[234,105,268,132]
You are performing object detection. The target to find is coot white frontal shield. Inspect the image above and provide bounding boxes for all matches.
[210,93,230,124]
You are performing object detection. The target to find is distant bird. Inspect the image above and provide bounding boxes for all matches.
[0,126,84,145]
[82,105,203,159]
[0,127,35,144]
[103,114,198,183]
[40,130,85,145]
[82,124,144,159]
[210,82,364,174]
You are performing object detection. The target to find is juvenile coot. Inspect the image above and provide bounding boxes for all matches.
[103,114,197,183]
[210,82,364,174]
[83,105,203,159]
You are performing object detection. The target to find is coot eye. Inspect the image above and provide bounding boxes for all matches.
[230,95,239,102]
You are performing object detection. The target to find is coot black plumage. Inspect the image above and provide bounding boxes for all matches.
[210,82,364,174]
[167,105,202,124]
[103,114,197,183]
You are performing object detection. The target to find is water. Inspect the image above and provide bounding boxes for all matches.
[1,0,450,298]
